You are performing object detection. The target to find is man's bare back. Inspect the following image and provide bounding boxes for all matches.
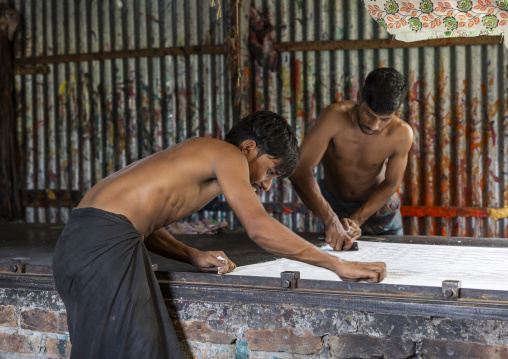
[320,101,412,203]
[79,138,229,240]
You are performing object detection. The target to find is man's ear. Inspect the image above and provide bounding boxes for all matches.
[356,91,362,104]
[239,139,257,156]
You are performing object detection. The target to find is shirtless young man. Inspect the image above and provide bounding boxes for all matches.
[290,68,413,251]
[52,111,386,359]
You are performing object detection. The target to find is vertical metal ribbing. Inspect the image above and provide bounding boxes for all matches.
[301,0,311,231]
[63,0,73,212]
[193,1,201,139]
[132,0,141,160]
[287,0,297,230]
[16,0,27,220]
[29,0,37,222]
[171,0,182,142]
[183,1,192,139]
[41,0,48,222]
[120,1,130,167]
[415,46,425,235]
[449,45,459,236]
[498,48,508,237]
[433,47,442,236]
[158,0,168,149]
[108,0,120,171]
[480,44,490,237]
[49,0,61,221]
[208,1,217,139]
[96,0,107,180]
[145,0,155,153]
[403,46,417,235]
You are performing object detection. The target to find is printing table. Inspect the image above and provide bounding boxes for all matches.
[1,224,507,358]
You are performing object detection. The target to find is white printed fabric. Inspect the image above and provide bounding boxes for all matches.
[363,0,508,48]
[229,240,508,291]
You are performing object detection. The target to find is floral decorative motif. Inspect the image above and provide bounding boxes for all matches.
[482,14,499,28]
[377,18,388,29]
[443,16,458,30]
[408,17,423,31]
[365,0,508,41]
[420,0,433,14]
[457,0,473,12]
[497,0,508,11]
[384,1,399,14]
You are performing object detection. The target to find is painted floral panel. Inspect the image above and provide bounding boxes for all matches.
[364,0,508,47]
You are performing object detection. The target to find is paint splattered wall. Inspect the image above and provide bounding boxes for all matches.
[251,0,508,238]
[11,0,508,238]
[13,0,234,225]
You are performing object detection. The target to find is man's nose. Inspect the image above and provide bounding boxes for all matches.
[368,119,380,131]
[261,178,273,191]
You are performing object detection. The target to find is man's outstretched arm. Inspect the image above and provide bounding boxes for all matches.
[216,148,386,283]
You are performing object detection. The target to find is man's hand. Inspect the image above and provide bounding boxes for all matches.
[188,250,236,274]
[334,259,386,283]
[325,216,360,251]
[341,218,361,243]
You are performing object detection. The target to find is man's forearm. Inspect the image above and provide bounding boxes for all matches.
[290,172,337,226]
[248,214,343,271]
[349,182,399,226]
[144,228,198,264]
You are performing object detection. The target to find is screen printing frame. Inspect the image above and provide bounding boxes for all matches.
[1,234,507,322]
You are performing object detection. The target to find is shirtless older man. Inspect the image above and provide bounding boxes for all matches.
[52,111,386,359]
[290,68,413,251]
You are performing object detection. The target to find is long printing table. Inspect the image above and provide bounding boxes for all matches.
[0,225,507,358]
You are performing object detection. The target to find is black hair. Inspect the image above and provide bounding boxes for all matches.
[361,68,408,115]
[225,111,300,178]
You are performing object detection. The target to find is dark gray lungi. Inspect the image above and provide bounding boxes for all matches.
[52,207,184,359]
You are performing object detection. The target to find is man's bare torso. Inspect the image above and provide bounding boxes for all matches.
[321,101,408,202]
[78,138,230,239]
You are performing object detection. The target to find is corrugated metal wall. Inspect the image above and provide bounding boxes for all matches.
[13,0,234,224]
[11,0,508,238]
[251,0,508,238]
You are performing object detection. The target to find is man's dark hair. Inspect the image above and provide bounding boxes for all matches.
[361,68,408,115]
[225,111,300,178]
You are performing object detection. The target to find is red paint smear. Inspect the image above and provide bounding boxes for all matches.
[282,206,293,214]
[401,206,488,219]
[489,169,501,183]
[291,59,302,94]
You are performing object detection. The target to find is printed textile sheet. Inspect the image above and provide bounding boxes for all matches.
[363,0,508,49]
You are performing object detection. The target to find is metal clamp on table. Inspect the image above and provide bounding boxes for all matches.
[442,280,461,299]
[281,271,300,289]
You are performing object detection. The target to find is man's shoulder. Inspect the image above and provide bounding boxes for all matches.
[389,117,413,137]
[387,118,414,150]
[182,137,236,150]
[319,101,355,124]
[168,137,242,160]
[322,101,355,114]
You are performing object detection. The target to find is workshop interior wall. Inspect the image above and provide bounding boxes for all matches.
[11,0,508,238]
